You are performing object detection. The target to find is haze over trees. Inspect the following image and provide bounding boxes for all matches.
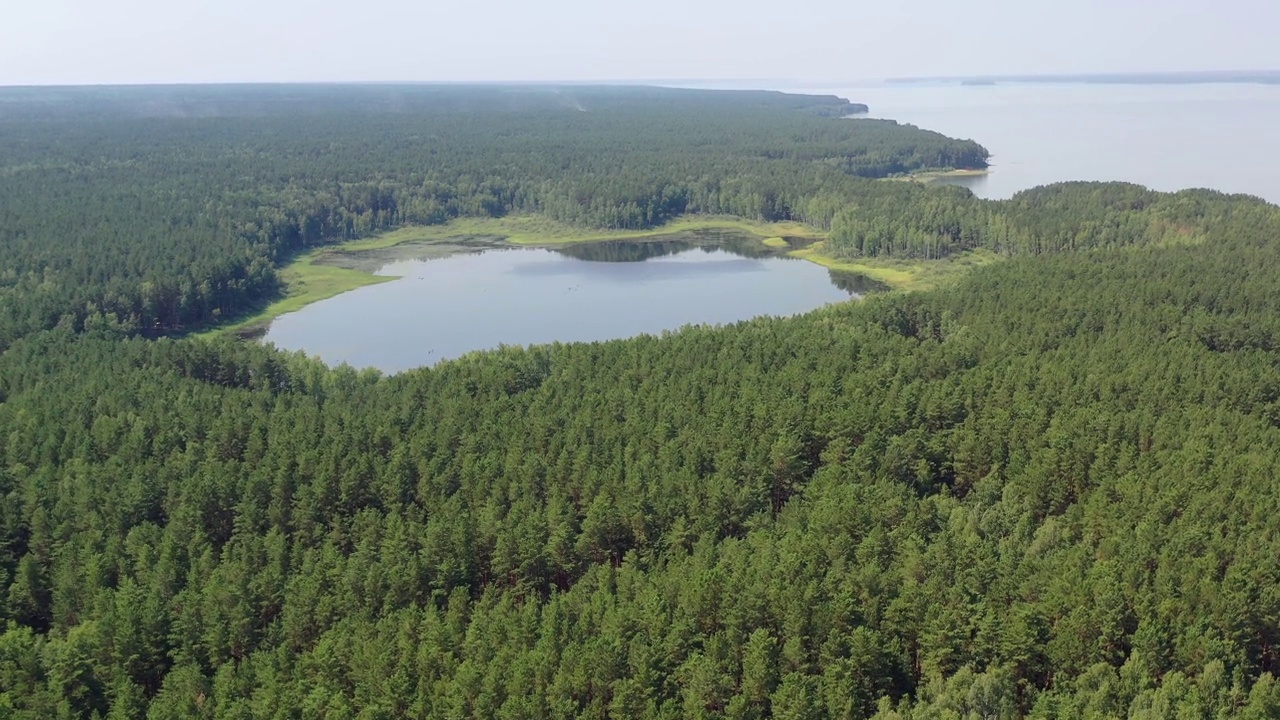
[0,85,982,346]
[3,84,1280,719]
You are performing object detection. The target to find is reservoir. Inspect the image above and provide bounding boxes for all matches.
[263,235,864,373]
[802,81,1280,203]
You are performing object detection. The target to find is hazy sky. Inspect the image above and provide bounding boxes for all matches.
[2,0,1276,86]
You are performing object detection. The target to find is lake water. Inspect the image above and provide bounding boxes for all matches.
[267,82,1280,371]
[801,82,1280,203]
[264,238,861,373]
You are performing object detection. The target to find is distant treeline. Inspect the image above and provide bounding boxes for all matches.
[825,180,1264,260]
[0,85,982,347]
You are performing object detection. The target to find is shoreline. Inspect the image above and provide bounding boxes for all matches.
[887,168,992,185]
[199,216,829,338]
[192,249,398,340]
[789,242,1001,292]
[200,214,981,339]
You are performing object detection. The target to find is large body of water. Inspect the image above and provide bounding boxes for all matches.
[802,82,1280,203]
[267,82,1280,372]
[264,240,858,373]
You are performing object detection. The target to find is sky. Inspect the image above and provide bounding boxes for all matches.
[1,0,1277,86]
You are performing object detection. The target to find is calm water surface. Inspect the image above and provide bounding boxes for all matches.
[268,83,1280,371]
[265,241,859,373]
[802,82,1280,203]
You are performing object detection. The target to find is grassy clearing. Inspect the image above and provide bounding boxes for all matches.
[791,243,1002,292]
[194,250,396,339]
[326,225,467,251]
[886,168,992,185]
[762,237,790,248]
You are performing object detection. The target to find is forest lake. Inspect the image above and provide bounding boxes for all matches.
[263,231,877,373]
[264,81,1280,372]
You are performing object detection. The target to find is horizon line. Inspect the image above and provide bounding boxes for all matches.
[3,69,1280,91]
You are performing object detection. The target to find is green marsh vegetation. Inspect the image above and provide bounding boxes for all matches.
[4,85,1280,718]
[0,85,986,346]
[886,168,992,185]
[202,216,831,337]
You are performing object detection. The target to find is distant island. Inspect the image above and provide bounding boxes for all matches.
[888,70,1280,86]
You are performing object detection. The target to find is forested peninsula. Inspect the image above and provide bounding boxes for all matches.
[0,85,984,345]
[4,85,1280,719]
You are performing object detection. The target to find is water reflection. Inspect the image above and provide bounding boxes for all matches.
[552,239,697,262]
[511,250,766,281]
[828,270,890,294]
[550,231,816,263]
[265,234,885,372]
[928,174,990,195]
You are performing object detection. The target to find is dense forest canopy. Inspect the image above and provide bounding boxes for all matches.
[4,85,1280,719]
[0,84,983,347]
